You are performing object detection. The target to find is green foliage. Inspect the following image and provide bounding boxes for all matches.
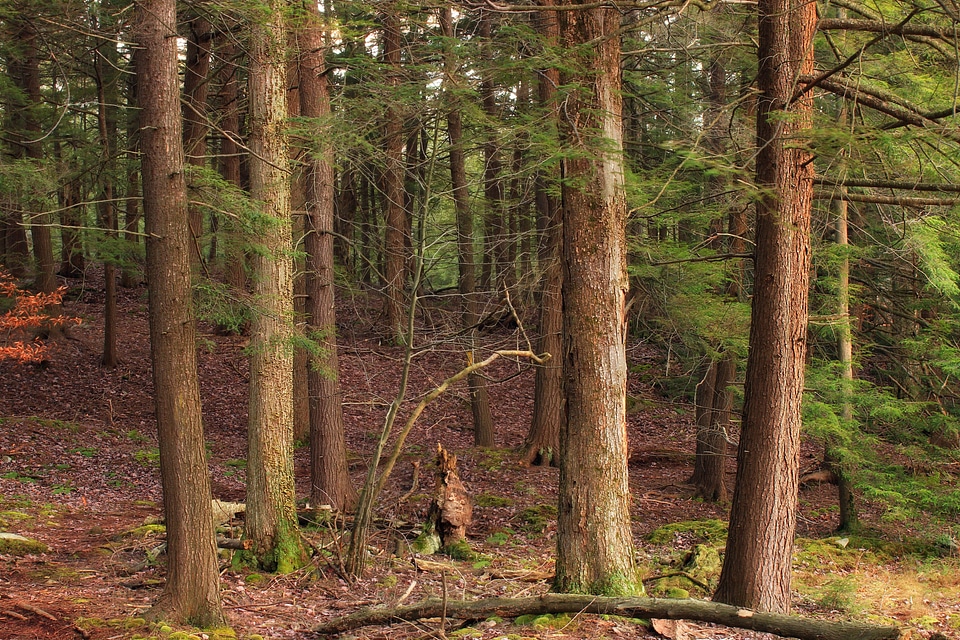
[647,519,728,546]
[515,504,556,534]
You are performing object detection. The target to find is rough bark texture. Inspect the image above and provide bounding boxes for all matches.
[244,1,307,573]
[134,0,224,626]
[525,5,564,467]
[713,0,816,613]
[555,2,639,596]
[381,6,407,344]
[428,444,472,547]
[688,355,732,501]
[299,0,357,512]
[312,594,899,640]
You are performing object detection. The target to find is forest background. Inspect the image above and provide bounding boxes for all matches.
[2,0,960,638]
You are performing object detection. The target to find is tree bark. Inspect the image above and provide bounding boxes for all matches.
[311,594,899,640]
[94,21,120,368]
[244,0,308,573]
[183,15,213,269]
[9,15,56,295]
[134,0,224,626]
[554,1,639,596]
[525,5,564,467]
[381,5,407,344]
[298,0,357,512]
[714,0,816,613]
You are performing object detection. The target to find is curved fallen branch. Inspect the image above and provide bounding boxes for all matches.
[310,594,899,640]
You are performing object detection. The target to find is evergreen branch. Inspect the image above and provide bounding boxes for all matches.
[801,75,960,144]
[817,17,956,40]
[649,253,753,266]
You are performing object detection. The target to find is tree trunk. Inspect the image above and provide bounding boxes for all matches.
[381,5,407,344]
[10,16,56,295]
[313,594,899,640]
[95,23,120,368]
[713,0,816,613]
[479,10,506,294]
[525,5,564,467]
[183,15,213,269]
[298,0,357,512]
[554,1,640,597]
[121,70,142,288]
[688,354,732,501]
[439,8,495,450]
[215,37,248,292]
[134,0,224,626]
[244,0,308,573]
[830,188,858,532]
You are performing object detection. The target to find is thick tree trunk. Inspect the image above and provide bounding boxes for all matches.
[244,1,308,573]
[298,0,357,512]
[134,0,224,627]
[713,0,816,613]
[525,5,563,467]
[554,2,639,597]
[313,594,899,640]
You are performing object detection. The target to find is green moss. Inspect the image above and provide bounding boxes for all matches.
[817,577,859,612]
[556,570,645,597]
[442,539,476,561]
[665,587,690,599]
[516,504,557,534]
[648,519,728,546]
[449,628,482,638]
[124,524,167,537]
[0,532,47,555]
[486,529,513,546]
[210,627,238,639]
[0,509,33,528]
[378,574,398,588]
[244,573,264,585]
[515,613,572,630]
[235,519,308,574]
[475,493,513,508]
[412,527,441,555]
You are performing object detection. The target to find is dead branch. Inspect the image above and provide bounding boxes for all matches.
[309,594,900,640]
[815,177,960,193]
[814,191,960,207]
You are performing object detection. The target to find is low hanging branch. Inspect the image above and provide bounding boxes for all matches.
[814,191,960,207]
[310,594,900,640]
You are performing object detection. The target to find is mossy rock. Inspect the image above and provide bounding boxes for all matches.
[682,543,721,584]
[0,532,47,555]
[412,529,441,555]
[449,628,482,638]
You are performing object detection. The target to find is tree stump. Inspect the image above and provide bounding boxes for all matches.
[428,443,472,548]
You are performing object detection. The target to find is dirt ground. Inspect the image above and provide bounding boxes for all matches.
[0,272,956,639]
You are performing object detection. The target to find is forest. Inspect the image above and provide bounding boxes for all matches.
[1,0,960,638]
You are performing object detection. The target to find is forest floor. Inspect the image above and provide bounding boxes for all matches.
[1,272,959,640]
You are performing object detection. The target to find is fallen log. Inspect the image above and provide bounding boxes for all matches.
[309,594,900,640]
